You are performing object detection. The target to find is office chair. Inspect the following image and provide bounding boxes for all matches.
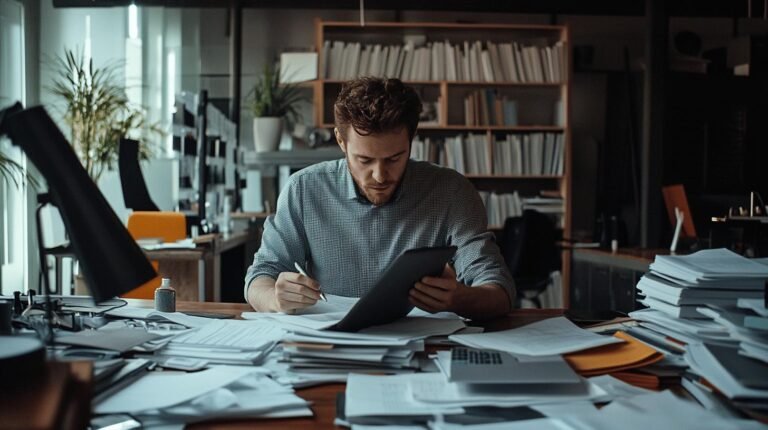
[119,138,160,212]
[123,211,187,299]
[499,209,561,308]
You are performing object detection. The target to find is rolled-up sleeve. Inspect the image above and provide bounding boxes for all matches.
[243,175,309,301]
[447,176,516,308]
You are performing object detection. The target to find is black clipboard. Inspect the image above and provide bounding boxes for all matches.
[329,245,457,332]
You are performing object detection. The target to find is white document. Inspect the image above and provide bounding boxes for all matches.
[171,319,284,350]
[159,375,309,419]
[738,298,768,317]
[241,294,358,330]
[287,316,464,344]
[449,317,622,356]
[95,366,257,414]
[408,372,608,407]
[345,373,464,418]
[283,333,415,347]
[588,375,652,400]
[432,418,571,430]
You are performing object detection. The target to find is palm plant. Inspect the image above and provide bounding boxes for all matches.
[246,63,305,123]
[48,49,161,182]
[0,152,24,188]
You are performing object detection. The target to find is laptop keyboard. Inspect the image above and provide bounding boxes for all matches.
[452,347,503,365]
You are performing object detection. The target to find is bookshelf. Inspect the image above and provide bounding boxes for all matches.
[311,20,572,305]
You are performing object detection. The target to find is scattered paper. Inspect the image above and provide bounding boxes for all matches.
[450,317,622,356]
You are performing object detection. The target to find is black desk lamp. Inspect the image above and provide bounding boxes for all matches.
[119,137,160,212]
[0,103,157,303]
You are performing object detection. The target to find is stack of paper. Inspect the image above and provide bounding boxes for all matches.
[685,342,768,410]
[694,304,768,364]
[243,295,466,378]
[628,308,733,350]
[95,365,311,427]
[151,319,284,365]
[638,249,768,319]
[277,316,465,376]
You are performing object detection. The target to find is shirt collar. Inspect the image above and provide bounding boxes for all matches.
[341,158,412,204]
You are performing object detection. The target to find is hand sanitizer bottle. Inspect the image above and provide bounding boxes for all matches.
[154,278,176,312]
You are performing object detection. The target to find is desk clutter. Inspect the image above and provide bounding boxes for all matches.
[2,251,767,429]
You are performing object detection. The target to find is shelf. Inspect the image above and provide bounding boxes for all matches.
[425,125,565,132]
[465,175,564,179]
[319,124,565,132]
[320,21,565,32]
[318,79,564,87]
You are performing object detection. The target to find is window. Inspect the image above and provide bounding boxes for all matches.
[0,0,28,294]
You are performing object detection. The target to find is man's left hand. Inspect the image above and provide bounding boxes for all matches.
[409,264,466,313]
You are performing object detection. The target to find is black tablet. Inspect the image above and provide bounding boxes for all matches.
[329,245,458,332]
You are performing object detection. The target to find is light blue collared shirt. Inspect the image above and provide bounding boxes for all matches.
[244,159,514,308]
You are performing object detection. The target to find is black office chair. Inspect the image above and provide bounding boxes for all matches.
[118,138,160,211]
[499,209,561,308]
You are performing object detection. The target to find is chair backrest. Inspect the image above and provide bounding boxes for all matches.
[127,211,186,242]
[119,138,160,212]
[123,211,186,299]
[499,209,561,281]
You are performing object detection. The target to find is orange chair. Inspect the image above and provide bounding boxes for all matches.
[123,211,187,299]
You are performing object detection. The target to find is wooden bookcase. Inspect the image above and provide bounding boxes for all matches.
[311,20,572,306]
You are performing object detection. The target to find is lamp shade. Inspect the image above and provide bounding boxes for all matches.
[1,105,156,302]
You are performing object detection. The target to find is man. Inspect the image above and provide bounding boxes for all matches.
[244,77,514,319]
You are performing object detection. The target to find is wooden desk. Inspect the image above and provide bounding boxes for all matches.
[143,230,260,303]
[124,299,563,430]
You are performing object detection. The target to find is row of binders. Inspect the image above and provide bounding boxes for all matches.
[464,90,520,126]
[321,39,566,83]
[629,249,768,413]
[410,132,565,176]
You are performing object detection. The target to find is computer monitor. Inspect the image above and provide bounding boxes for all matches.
[0,103,157,302]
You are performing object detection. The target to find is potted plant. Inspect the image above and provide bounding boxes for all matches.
[48,49,161,182]
[246,63,305,152]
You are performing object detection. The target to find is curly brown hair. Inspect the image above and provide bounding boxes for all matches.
[334,77,422,142]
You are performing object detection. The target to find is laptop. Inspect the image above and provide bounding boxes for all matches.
[448,347,581,384]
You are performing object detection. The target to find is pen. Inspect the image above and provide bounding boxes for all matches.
[294,261,328,302]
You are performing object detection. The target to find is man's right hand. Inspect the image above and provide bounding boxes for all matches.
[273,271,322,313]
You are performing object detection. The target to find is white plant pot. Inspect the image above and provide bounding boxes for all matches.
[253,117,283,152]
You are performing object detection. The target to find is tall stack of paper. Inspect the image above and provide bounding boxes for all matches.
[627,249,768,413]
[637,249,768,319]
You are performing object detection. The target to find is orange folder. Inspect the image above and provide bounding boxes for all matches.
[564,331,664,376]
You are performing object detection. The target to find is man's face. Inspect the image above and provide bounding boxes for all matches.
[336,127,410,206]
